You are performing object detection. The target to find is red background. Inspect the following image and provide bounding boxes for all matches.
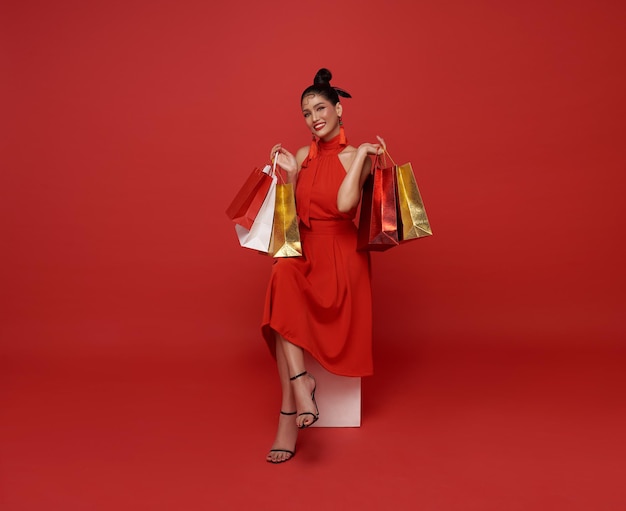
[1,1,625,509]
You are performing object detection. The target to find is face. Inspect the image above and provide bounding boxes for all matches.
[301,94,343,140]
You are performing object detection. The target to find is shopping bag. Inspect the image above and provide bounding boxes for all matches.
[269,181,302,258]
[235,167,277,252]
[226,165,273,229]
[396,162,433,241]
[357,155,400,251]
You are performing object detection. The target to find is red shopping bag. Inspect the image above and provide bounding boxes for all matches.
[226,165,273,230]
[357,155,400,251]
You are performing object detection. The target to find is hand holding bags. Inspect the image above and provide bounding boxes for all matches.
[357,147,432,251]
[228,157,302,257]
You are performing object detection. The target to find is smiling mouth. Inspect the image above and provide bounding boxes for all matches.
[313,122,325,131]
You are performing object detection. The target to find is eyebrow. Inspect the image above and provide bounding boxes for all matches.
[302,102,326,112]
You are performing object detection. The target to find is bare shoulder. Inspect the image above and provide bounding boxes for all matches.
[338,144,359,166]
[295,145,310,167]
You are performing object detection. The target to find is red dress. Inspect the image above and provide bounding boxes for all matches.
[261,135,373,377]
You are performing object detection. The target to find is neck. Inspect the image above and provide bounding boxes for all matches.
[319,126,341,142]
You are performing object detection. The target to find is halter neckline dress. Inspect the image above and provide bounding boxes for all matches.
[261,134,373,377]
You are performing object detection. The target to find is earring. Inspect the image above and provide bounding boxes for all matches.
[338,117,346,145]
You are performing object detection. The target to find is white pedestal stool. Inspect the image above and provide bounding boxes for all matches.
[304,352,361,427]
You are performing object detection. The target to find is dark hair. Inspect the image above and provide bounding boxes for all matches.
[300,68,352,105]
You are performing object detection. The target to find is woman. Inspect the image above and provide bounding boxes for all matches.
[263,68,384,463]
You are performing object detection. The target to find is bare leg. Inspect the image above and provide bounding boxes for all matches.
[276,334,318,428]
[266,334,298,463]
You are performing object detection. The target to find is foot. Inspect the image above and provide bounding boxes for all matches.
[290,371,319,428]
[266,411,298,463]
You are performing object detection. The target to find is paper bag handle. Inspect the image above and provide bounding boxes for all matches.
[371,145,391,173]
[271,151,288,184]
[382,147,397,166]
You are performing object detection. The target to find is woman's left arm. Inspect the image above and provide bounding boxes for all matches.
[337,136,385,213]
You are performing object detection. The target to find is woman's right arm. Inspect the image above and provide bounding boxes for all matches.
[270,144,310,185]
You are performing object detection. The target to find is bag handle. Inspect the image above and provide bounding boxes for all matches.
[382,146,396,166]
[371,152,380,173]
[371,145,393,173]
[271,152,288,184]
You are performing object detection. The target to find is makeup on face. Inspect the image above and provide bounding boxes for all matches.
[302,95,341,140]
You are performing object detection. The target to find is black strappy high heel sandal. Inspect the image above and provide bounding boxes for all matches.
[290,371,319,429]
[267,410,297,464]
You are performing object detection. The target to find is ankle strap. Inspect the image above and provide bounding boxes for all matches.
[290,371,308,381]
[280,410,297,415]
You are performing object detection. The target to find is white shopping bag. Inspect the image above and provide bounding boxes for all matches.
[235,164,277,252]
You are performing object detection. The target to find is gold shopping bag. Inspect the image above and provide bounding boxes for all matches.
[270,182,302,258]
[396,162,432,241]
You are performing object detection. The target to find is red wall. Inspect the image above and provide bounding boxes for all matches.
[1,0,624,365]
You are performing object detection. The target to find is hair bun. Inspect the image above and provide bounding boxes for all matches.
[313,68,333,86]
[301,68,351,105]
